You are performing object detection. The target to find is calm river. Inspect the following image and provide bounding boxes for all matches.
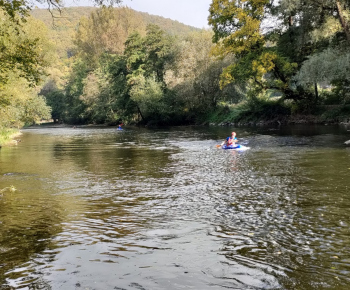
[1,125,350,289]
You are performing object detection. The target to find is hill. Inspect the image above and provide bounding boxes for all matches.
[31,7,201,59]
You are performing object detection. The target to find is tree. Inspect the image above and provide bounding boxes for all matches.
[123,25,176,122]
[168,30,244,115]
[74,7,146,68]
[208,0,350,103]
[0,9,53,87]
[63,59,90,124]
[0,72,52,127]
[0,12,53,128]
[272,0,350,103]
[143,24,175,84]
[0,0,124,88]
[44,90,66,122]
[129,74,163,121]
[207,0,290,93]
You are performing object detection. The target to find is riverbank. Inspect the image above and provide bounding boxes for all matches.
[0,128,22,147]
[206,102,350,127]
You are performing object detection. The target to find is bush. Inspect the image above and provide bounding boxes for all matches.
[0,128,19,146]
[207,96,291,124]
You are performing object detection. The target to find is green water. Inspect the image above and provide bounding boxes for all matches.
[0,125,350,289]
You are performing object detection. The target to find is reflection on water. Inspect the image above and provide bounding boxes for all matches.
[1,125,350,289]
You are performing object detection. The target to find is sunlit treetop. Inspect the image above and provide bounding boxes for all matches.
[208,0,269,57]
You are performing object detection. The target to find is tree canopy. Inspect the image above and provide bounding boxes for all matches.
[208,0,350,106]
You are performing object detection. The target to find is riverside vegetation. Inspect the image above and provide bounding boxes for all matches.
[1,0,350,144]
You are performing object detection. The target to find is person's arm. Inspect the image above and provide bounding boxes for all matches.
[221,137,228,146]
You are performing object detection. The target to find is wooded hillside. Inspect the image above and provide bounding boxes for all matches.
[31,7,200,60]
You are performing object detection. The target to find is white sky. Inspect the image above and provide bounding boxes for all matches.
[122,0,212,28]
[61,0,213,28]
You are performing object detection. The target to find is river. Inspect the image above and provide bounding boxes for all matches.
[0,125,350,289]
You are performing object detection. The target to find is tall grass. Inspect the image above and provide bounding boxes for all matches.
[319,105,350,122]
[208,97,291,124]
[0,128,19,146]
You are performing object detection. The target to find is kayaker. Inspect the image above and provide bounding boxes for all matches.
[117,124,123,130]
[222,132,237,146]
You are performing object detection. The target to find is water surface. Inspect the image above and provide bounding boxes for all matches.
[1,125,350,289]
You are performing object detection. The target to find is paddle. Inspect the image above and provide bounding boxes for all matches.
[216,141,226,148]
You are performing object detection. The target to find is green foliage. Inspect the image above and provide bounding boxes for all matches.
[143,24,175,83]
[31,6,199,61]
[239,96,290,121]
[209,96,291,124]
[31,7,97,60]
[62,59,90,124]
[105,55,133,121]
[168,30,245,118]
[121,25,177,123]
[319,105,350,121]
[129,75,163,118]
[43,90,66,122]
[209,0,267,53]
[0,128,18,146]
[74,7,146,68]
[0,10,53,87]
[53,15,253,125]
[0,0,30,20]
[0,6,54,130]
[28,0,349,126]
[296,48,350,85]
[208,0,350,117]
[29,6,203,124]
[208,0,300,102]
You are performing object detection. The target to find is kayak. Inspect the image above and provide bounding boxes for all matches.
[222,144,240,149]
[222,144,249,150]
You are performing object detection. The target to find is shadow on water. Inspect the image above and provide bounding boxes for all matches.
[0,125,350,289]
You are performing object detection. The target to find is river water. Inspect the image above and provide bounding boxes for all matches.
[0,125,350,290]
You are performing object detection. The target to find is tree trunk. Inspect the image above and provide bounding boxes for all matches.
[314,83,318,103]
[136,105,145,122]
[335,0,350,43]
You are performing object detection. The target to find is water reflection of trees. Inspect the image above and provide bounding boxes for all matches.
[0,189,64,284]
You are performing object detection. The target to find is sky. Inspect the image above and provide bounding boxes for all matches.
[62,0,213,29]
[122,0,212,28]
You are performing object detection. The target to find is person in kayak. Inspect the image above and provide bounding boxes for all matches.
[222,132,237,147]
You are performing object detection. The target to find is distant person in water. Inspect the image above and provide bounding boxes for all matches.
[222,132,237,146]
[117,124,123,130]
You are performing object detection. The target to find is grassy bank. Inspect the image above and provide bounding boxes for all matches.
[206,99,350,126]
[206,98,291,125]
[0,128,21,147]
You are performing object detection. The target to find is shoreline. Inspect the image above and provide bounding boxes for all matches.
[0,130,22,147]
[209,114,350,128]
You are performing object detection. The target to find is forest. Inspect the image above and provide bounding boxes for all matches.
[1,0,350,143]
